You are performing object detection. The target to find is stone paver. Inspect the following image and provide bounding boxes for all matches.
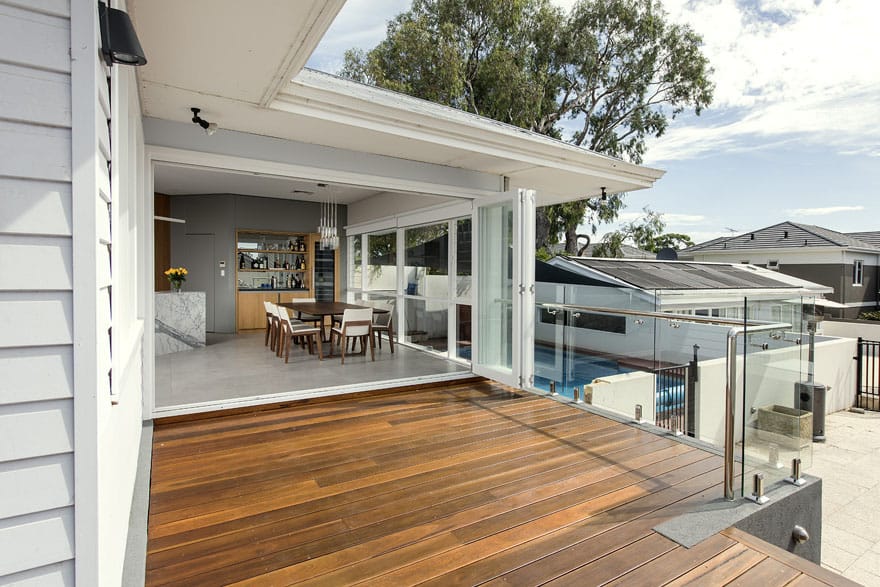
[807,409,880,586]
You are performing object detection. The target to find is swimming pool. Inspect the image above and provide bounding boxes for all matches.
[533,345,635,398]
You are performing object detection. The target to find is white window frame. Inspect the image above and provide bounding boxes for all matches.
[347,215,474,364]
[854,259,864,286]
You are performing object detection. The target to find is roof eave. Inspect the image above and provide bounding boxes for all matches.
[273,70,665,194]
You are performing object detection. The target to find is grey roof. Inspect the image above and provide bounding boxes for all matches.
[847,231,880,247]
[682,221,880,254]
[579,243,655,259]
[562,257,804,290]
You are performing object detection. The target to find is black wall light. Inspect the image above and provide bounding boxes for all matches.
[191,108,218,135]
[99,2,147,66]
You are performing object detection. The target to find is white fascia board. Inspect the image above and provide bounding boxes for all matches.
[275,72,665,191]
[145,145,500,201]
[258,1,346,107]
[657,288,827,306]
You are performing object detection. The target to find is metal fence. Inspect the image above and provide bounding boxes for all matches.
[654,363,692,436]
[857,338,880,411]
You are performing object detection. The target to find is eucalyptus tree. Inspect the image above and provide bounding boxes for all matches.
[341,0,713,253]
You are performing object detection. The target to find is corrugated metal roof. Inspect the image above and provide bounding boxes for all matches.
[682,221,880,253]
[564,257,800,290]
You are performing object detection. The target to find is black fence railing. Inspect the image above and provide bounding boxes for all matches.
[857,337,880,411]
[654,364,690,436]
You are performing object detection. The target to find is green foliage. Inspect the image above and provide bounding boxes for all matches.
[859,311,880,321]
[535,247,554,261]
[341,0,714,251]
[592,207,693,257]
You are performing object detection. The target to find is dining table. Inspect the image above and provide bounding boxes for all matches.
[279,301,389,342]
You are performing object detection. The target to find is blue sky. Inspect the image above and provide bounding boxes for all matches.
[307,0,880,245]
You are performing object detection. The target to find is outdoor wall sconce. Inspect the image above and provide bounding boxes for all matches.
[600,187,607,201]
[99,2,147,66]
[191,108,218,135]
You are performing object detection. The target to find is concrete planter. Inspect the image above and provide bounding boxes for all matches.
[756,405,812,449]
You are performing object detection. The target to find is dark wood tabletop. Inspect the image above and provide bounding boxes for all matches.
[278,301,388,316]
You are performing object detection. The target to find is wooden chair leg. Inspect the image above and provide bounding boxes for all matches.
[265,318,271,346]
[340,335,346,365]
[314,334,323,360]
[284,333,291,363]
[388,327,394,353]
[369,330,376,361]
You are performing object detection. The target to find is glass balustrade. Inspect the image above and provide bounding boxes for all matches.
[531,282,815,499]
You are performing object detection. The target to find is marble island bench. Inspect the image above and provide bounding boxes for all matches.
[155,291,206,355]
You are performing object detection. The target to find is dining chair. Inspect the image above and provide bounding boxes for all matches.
[264,301,280,351]
[372,300,395,353]
[328,308,374,364]
[291,296,322,329]
[278,307,322,362]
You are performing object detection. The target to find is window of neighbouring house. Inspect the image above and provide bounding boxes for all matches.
[854,259,864,286]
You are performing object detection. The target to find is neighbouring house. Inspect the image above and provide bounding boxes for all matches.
[680,221,880,318]
[536,256,831,380]
[0,2,847,585]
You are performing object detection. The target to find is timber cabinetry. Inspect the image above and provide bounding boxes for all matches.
[235,230,316,331]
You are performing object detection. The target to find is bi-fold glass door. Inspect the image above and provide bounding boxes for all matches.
[472,190,535,388]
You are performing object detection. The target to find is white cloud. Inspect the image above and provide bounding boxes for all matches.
[647,0,880,162]
[662,213,706,225]
[788,205,866,216]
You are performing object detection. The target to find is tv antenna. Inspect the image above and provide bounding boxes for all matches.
[724,227,739,236]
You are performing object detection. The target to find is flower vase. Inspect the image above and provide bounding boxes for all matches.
[171,281,182,293]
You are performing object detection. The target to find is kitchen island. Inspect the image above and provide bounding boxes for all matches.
[155,291,206,355]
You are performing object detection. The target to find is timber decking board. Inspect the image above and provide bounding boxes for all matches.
[146,381,842,586]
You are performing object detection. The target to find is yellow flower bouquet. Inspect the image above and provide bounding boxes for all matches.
[164,267,188,291]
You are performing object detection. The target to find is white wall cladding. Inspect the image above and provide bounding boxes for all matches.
[0,0,77,583]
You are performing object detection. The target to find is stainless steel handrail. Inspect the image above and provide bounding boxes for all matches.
[537,301,793,501]
[537,302,779,328]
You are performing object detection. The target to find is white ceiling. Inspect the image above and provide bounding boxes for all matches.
[129,0,345,106]
[153,163,383,204]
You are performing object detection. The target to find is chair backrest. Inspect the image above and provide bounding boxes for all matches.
[372,300,395,326]
[264,301,275,314]
[297,297,316,303]
[280,306,308,328]
[341,308,373,336]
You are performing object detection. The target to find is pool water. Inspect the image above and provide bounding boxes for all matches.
[533,345,635,398]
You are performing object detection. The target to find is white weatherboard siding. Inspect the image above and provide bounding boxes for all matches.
[0,0,75,583]
[1,1,145,584]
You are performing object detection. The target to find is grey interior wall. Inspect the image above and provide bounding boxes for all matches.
[170,194,347,333]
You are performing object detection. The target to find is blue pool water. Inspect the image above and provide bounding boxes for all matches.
[533,345,635,398]
[533,346,686,410]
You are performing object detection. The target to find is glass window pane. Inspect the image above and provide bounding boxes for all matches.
[456,304,471,361]
[350,236,362,290]
[366,232,396,293]
[456,218,472,299]
[404,223,449,297]
[476,202,513,371]
[404,298,448,352]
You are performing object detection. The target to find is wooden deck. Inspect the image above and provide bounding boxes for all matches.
[146,381,851,586]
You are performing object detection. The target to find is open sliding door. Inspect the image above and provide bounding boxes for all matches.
[472,189,535,388]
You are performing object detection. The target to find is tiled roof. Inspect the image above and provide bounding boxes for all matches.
[847,231,880,247]
[682,221,880,253]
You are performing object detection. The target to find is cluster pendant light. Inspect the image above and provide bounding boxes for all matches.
[317,183,339,250]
